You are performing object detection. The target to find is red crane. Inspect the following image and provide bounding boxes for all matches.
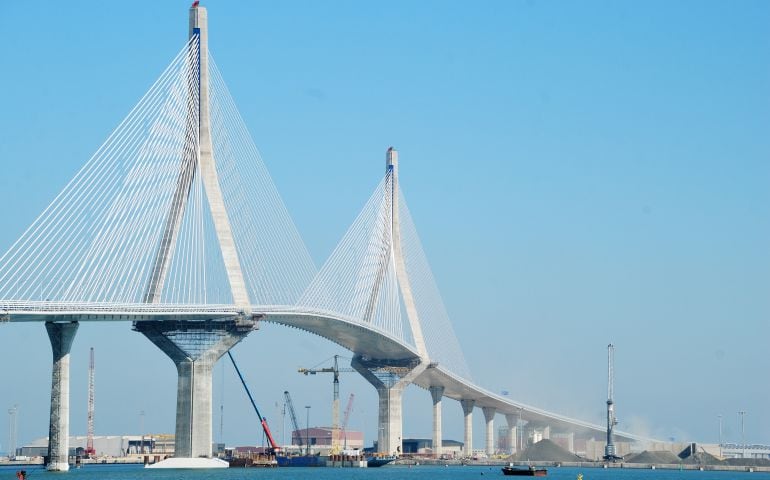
[227,351,280,454]
[85,347,96,457]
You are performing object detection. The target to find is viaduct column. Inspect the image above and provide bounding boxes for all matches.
[482,407,496,456]
[352,356,426,456]
[429,386,444,457]
[45,321,79,472]
[460,399,475,457]
[505,413,518,454]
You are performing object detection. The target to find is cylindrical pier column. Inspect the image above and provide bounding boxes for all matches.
[482,407,496,456]
[460,399,475,457]
[505,414,518,454]
[429,386,444,457]
[46,321,79,472]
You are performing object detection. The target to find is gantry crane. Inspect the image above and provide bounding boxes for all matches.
[298,355,354,454]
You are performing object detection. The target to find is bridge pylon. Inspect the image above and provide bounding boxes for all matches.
[136,3,254,467]
[351,147,432,455]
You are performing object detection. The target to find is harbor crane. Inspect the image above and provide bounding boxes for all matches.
[227,351,280,454]
[283,391,305,454]
[603,343,621,462]
[298,355,355,454]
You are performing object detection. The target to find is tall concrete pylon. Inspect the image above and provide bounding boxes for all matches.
[137,3,254,468]
[352,148,429,455]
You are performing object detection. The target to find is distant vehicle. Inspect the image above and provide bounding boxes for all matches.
[501,465,547,477]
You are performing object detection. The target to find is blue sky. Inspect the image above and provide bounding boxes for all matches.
[0,0,768,451]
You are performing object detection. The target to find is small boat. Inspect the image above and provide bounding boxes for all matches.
[501,465,547,477]
[366,455,396,467]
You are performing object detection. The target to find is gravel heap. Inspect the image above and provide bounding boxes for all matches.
[681,451,724,465]
[625,450,681,464]
[513,439,584,463]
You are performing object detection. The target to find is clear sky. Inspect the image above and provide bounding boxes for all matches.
[0,1,768,451]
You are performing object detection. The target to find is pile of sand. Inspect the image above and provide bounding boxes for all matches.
[625,450,681,464]
[513,439,584,463]
[681,451,723,465]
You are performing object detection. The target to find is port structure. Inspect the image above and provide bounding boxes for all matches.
[603,343,621,462]
[298,355,355,454]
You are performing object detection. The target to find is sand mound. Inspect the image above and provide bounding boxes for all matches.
[681,451,723,465]
[514,439,584,463]
[625,450,681,464]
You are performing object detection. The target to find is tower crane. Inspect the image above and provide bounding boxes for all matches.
[298,355,355,454]
[340,393,355,451]
[603,343,620,462]
[283,391,304,454]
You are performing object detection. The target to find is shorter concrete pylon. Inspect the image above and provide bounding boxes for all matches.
[460,398,475,457]
[135,319,253,461]
[45,321,79,472]
[352,355,426,456]
[429,385,444,457]
[482,406,496,456]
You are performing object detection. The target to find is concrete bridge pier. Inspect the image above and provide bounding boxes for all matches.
[352,355,426,456]
[135,319,252,461]
[429,386,444,458]
[482,406,496,456]
[45,321,79,472]
[505,413,518,454]
[460,399,475,457]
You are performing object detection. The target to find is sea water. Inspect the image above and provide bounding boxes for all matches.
[2,464,769,480]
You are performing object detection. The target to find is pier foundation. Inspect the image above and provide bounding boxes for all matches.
[46,321,79,472]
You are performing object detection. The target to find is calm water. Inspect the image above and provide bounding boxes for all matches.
[2,465,769,480]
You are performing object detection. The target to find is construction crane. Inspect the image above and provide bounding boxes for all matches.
[283,391,304,454]
[340,393,355,451]
[298,355,355,454]
[227,351,280,454]
[85,347,96,458]
[603,343,620,462]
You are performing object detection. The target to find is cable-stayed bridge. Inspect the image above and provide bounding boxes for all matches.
[0,4,644,470]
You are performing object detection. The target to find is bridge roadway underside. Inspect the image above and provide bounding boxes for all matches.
[2,304,642,443]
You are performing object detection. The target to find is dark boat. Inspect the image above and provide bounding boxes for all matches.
[366,455,396,467]
[276,455,325,467]
[501,465,547,477]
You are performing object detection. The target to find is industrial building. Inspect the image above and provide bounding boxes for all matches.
[17,435,173,459]
[290,428,364,453]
